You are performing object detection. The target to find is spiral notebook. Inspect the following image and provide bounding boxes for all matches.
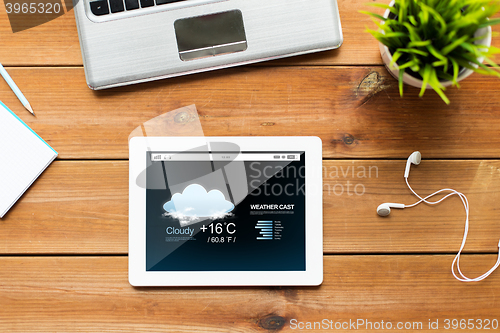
[0,101,58,218]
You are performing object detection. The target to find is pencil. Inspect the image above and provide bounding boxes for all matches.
[0,62,35,116]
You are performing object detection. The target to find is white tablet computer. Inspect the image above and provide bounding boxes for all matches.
[129,137,322,286]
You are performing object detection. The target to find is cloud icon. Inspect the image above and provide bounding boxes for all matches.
[163,184,234,225]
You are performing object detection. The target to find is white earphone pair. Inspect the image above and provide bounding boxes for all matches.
[377,151,500,282]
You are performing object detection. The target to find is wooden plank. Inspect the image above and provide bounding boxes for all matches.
[2,67,500,159]
[0,0,498,66]
[2,160,500,255]
[0,7,82,66]
[0,255,499,332]
[324,159,500,254]
[0,161,128,254]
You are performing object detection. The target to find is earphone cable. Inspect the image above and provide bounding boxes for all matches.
[404,178,500,282]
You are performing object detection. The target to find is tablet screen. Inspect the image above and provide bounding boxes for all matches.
[144,151,306,271]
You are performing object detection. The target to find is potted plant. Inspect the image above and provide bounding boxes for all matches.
[362,0,500,104]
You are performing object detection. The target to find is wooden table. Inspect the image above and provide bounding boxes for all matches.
[2,1,500,332]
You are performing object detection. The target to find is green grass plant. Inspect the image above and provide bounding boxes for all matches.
[361,0,500,104]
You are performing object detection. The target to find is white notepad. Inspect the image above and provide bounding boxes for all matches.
[0,101,58,218]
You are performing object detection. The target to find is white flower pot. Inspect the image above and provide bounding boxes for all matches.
[379,1,492,89]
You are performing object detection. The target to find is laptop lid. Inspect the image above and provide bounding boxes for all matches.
[73,0,343,89]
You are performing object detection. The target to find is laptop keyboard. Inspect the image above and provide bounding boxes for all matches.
[90,0,187,15]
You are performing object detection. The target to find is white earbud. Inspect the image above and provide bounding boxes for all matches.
[404,151,421,178]
[376,203,405,217]
[377,151,500,282]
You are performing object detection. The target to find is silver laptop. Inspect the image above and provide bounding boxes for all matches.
[73,0,343,90]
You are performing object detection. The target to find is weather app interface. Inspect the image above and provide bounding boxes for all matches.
[145,150,306,271]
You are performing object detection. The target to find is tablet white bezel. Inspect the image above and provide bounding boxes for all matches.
[129,136,322,286]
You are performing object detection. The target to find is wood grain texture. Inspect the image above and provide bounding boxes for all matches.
[1,0,499,329]
[2,160,500,255]
[0,6,81,66]
[0,0,498,66]
[0,256,499,332]
[1,67,500,159]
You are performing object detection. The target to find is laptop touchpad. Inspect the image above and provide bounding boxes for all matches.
[174,10,247,61]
